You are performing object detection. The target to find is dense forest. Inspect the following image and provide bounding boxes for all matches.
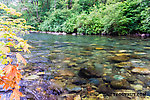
[2,0,150,35]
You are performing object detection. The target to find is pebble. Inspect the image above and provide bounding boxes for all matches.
[131,84,143,91]
[58,69,75,77]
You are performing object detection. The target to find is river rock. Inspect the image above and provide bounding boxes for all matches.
[78,67,102,78]
[24,75,40,80]
[84,47,95,51]
[113,75,125,80]
[66,84,82,92]
[63,60,71,63]
[53,80,66,89]
[131,67,150,74]
[102,75,114,83]
[126,76,137,83]
[110,79,131,89]
[97,84,113,95]
[74,95,81,100]
[89,78,100,86]
[79,51,92,56]
[52,50,62,53]
[114,62,132,68]
[109,56,130,62]
[58,69,75,77]
[131,84,143,91]
[72,78,87,85]
[68,63,78,67]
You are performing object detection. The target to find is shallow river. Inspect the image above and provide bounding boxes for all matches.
[6,33,150,100]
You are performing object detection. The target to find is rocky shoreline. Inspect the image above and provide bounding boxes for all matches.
[29,30,150,38]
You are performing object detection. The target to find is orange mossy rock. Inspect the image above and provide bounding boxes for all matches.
[95,48,103,50]
[131,67,150,74]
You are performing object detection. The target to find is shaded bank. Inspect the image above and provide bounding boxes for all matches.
[29,31,150,38]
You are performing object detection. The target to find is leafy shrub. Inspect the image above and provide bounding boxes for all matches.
[39,9,73,32]
[0,3,33,100]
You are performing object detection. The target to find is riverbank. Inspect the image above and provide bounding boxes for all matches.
[29,30,150,38]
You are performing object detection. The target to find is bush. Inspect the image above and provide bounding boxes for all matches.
[39,9,73,32]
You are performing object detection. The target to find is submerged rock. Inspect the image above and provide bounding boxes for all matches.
[72,78,87,85]
[89,78,100,86]
[78,67,102,78]
[102,75,114,83]
[24,75,40,80]
[131,84,143,91]
[114,62,132,68]
[66,84,82,92]
[110,80,131,89]
[97,84,113,95]
[131,67,150,74]
[126,76,137,83]
[109,56,130,62]
[52,50,62,53]
[113,75,125,80]
[58,69,75,77]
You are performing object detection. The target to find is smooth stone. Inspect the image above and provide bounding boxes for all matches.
[36,72,45,75]
[52,50,62,53]
[78,67,102,78]
[102,75,114,83]
[131,84,143,91]
[68,63,77,67]
[97,84,113,95]
[72,79,87,85]
[146,81,150,87]
[144,47,150,50]
[76,59,88,64]
[63,60,71,63]
[84,47,95,51]
[109,56,130,62]
[113,75,125,80]
[114,62,132,68]
[115,53,130,56]
[134,52,147,55]
[110,80,131,89]
[95,48,104,50]
[24,75,40,80]
[58,69,75,77]
[66,85,82,92]
[118,50,128,53]
[94,63,103,69]
[126,76,137,83]
[146,91,150,96]
[103,68,112,74]
[89,78,100,86]
[74,95,81,100]
[131,67,150,74]
[53,80,66,89]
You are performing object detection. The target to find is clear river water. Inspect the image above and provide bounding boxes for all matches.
[2,33,150,100]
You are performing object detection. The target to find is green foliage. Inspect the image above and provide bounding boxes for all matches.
[14,0,150,35]
[39,8,73,32]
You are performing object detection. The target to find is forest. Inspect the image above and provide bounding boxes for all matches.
[2,0,150,35]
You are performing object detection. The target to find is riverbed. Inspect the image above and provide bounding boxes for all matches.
[16,33,150,99]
